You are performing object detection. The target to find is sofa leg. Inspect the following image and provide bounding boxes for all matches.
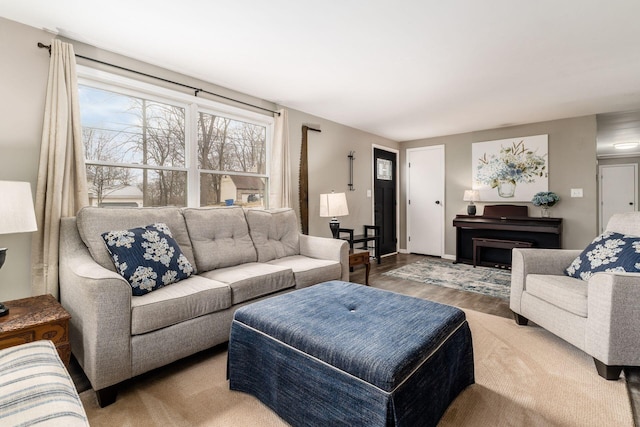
[95,385,118,407]
[512,312,529,326]
[594,358,623,380]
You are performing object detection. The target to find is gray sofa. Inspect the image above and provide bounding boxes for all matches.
[59,206,348,407]
[510,212,640,380]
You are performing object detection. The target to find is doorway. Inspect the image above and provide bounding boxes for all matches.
[406,145,445,256]
[373,147,398,256]
[599,163,637,233]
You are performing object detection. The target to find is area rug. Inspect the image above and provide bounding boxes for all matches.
[79,309,633,427]
[383,257,512,299]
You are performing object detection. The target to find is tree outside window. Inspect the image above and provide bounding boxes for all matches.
[79,83,268,208]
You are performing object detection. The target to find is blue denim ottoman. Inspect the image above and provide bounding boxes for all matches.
[228,281,474,427]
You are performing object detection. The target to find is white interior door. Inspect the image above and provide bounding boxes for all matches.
[407,145,444,256]
[599,164,637,233]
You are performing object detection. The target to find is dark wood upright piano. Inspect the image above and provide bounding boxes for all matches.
[453,204,562,267]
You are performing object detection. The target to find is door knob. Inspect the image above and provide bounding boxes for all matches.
[435,200,441,205]
[630,202,634,206]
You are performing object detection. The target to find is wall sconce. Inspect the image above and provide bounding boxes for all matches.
[463,190,480,216]
[348,151,355,191]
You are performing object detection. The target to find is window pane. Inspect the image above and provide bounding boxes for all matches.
[197,113,266,174]
[87,166,187,207]
[200,173,265,207]
[78,72,272,210]
[80,85,185,167]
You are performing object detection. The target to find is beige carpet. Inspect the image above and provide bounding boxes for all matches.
[80,309,633,427]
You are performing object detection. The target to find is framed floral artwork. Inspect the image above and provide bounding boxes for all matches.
[472,134,548,202]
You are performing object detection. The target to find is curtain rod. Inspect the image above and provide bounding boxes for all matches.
[37,42,280,116]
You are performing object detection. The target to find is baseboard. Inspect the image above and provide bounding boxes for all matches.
[397,250,455,260]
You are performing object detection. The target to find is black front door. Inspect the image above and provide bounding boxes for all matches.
[373,148,397,256]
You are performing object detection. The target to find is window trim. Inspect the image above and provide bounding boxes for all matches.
[77,65,274,208]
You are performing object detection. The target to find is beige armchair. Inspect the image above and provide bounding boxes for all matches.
[510,212,640,380]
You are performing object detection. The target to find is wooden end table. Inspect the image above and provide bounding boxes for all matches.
[349,248,370,285]
[0,294,71,367]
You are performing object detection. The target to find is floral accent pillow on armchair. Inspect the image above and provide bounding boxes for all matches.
[102,223,194,295]
[565,231,640,281]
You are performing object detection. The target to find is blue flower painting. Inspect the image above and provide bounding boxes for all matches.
[472,134,549,202]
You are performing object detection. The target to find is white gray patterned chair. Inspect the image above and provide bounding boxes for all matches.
[0,340,89,426]
[510,212,640,380]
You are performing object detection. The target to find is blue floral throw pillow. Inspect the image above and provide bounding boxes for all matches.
[102,223,194,296]
[565,231,640,280]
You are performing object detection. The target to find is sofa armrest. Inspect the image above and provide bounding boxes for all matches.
[512,248,581,276]
[510,248,582,314]
[586,272,640,366]
[299,234,349,281]
[59,218,133,391]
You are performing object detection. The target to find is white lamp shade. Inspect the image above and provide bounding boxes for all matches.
[319,192,349,217]
[0,181,37,234]
[463,190,480,202]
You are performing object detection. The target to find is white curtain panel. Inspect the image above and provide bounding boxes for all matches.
[31,39,89,298]
[270,108,291,208]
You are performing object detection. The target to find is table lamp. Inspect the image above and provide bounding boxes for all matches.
[0,181,38,317]
[319,192,349,238]
[463,190,480,216]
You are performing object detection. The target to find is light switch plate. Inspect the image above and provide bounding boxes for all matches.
[570,188,583,198]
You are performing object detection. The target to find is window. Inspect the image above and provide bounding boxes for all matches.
[197,111,267,207]
[78,66,272,208]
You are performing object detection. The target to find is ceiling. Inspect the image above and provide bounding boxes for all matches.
[3,1,640,144]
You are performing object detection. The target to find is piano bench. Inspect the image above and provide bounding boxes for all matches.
[472,238,533,268]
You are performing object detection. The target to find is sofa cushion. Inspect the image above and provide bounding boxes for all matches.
[199,263,295,304]
[130,275,231,335]
[565,231,640,280]
[246,208,300,262]
[183,207,257,271]
[526,274,588,317]
[77,206,196,273]
[267,255,342,288]
[102,223,194,296]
